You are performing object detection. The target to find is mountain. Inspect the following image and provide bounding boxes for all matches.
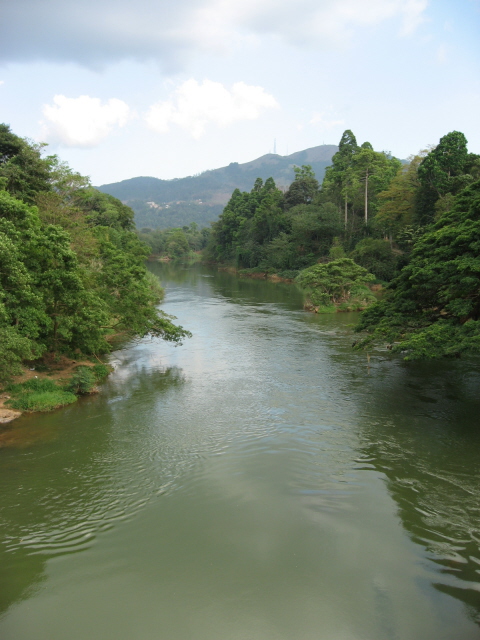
[98,144,338,229]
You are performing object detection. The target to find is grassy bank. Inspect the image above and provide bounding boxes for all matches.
[0,360,111,421]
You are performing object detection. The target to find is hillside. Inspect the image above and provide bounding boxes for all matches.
[98,144,338,229]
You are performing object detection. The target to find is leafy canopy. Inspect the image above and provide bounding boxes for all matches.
[355,180,480,359]
[296,258,374,308]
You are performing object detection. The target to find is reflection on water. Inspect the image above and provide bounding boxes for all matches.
[354,358,480,625]
[0,262,479,640]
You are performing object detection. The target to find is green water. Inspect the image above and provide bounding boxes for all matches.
[1,263,479,640]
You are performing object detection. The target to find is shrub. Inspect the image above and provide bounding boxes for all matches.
[66,366,97,394]
[277,269,300,280]
[92,363,110,380]
[7,378,58,394]
[296,258,374,308]
[7,390,77,412]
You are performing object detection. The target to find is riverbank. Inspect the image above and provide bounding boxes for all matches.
[216,265,296,283]
[0,356,111,424]
[217,264,383,310]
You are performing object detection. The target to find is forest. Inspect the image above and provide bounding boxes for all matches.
[2,122,480,389]
[0,124,190,388]
[202,129,480,359]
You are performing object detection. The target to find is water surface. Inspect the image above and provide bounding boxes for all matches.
[1,263,479,639]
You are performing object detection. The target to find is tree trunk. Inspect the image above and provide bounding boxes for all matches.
[364,168,369,225]
[344,196,348,229]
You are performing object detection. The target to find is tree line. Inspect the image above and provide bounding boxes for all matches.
[137,222,210,259]
[0,124,189,383]
[206,129,480,358]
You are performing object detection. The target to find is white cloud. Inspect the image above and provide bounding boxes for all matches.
[145,79,279,139]
[41,95,130,147]
[398,0,429,36]
[309,111,345,130]
[228,0,429,45]
[0,0,429,67]
[437,44,447,64]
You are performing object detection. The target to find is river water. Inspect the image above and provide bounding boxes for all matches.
[1,262,480,640]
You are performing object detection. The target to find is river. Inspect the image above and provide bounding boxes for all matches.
[1,262,479,640]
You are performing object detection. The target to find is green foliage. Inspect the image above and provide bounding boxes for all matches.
[0,327,41,384]
[208,178,289,267]
[375,156,422,239]
[97,150,336,230]
[8,377,58,393]
[166,229,190,257]
[209,171,342,272]
[284,165,320,208]
[355,180,480,358]
[74,187,134,230]
[296,258,374,308]
[127,200,224,231]
[0,124,191,384]
[415,131,476,225]
[66,366,97,394]
[0,124,23,164]
[4,363,112,412]
[0,127,52,205]
[350,238,397,281]
[7,390,77,412]
[5,378,77,412]
[139,222,211,258]
[91,363,111,379]
[329,239,346,259]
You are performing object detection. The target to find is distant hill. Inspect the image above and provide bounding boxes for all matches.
[98,144,338,229]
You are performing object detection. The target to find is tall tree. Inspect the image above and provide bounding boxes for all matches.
[356,180,480,359]
[351,145,401,226]
[375,155,423,241]
[416,131,469,225]
[284,165,319,208]
[323,130,359,229]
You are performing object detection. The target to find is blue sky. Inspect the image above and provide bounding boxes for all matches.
[1,0,479,185]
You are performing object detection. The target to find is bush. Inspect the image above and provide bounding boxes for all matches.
[5,378,77,411]
[277,269,300,280]
[66,366,97,394]
[296,258,374,308]
[7,378,58,394]
[92,363,110,380]
[7,390,77,412]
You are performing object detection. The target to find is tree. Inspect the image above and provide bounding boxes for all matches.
[375,155,423,241]
[26,224,94,353]
[284,165,319,208]
[288,202,341,262]
[296,258,374,308]
[95,228,190,343]
[416,131,469,225]
[0,127,191,382]
[351,145,401,225]
[0,137,52,205]
[350,238,397,281]
[0,327,39,384]
[208,177,286,267]
[166,229,190,258]
[323,130,359,229]
[0,124,23,165]
[74,187,135,230]
[355,180,480,359]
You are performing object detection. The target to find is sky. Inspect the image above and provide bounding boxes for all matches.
[0,0,479,186]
